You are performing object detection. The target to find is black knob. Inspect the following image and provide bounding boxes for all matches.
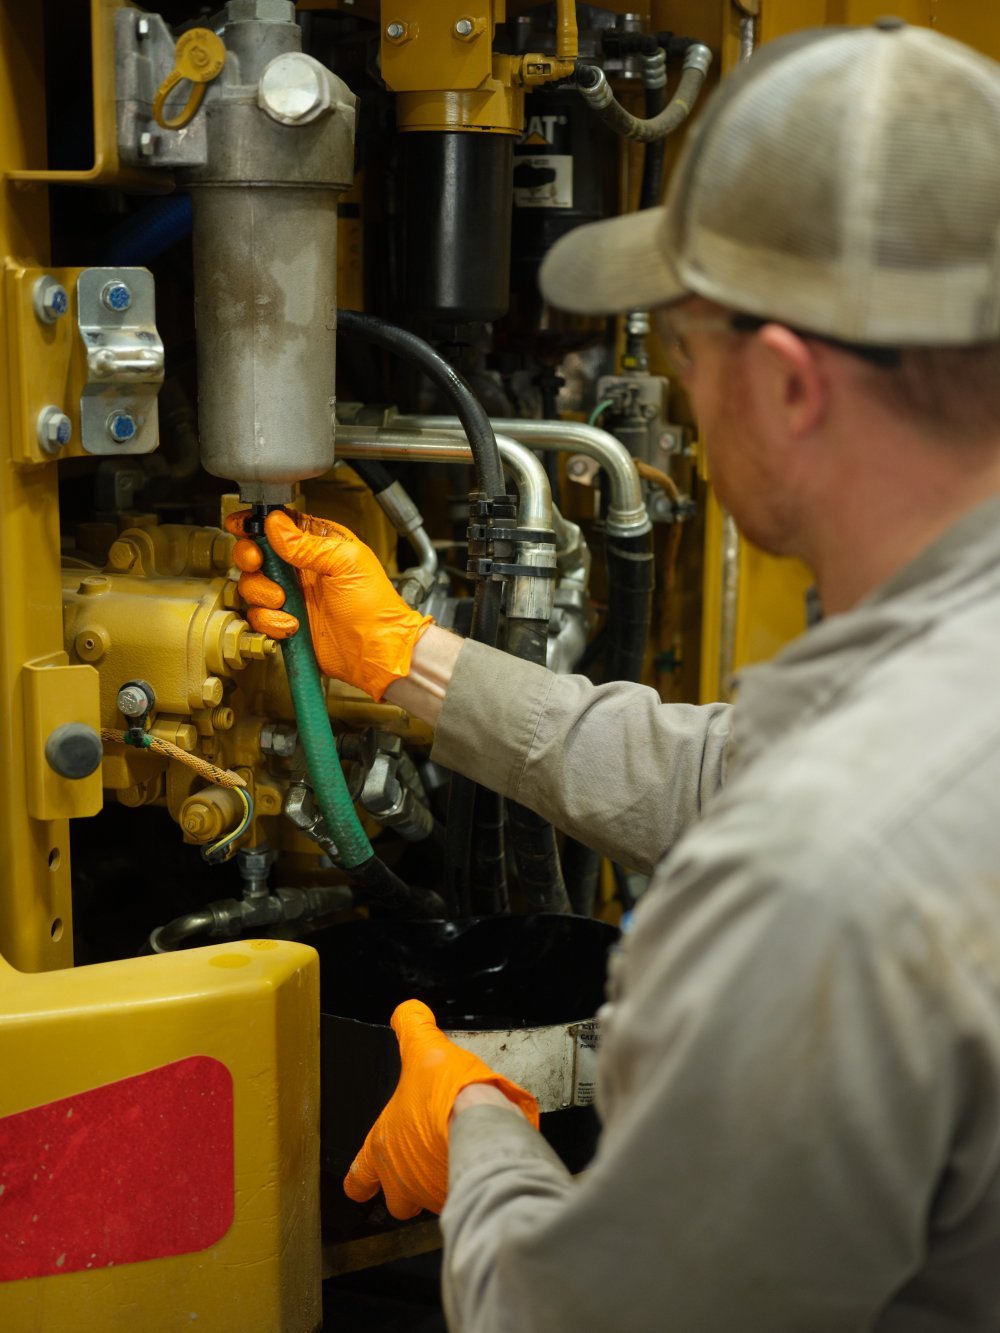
[45,723,103,780]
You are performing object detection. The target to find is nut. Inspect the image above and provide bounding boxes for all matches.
[259,722,298,758]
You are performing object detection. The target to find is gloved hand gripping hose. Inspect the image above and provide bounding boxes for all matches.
[250,508,443,917]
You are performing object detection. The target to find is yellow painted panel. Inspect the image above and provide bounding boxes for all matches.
[0,940,322,1332]
[22,656,102,821]
[380,0,493,93]
[929,0,1000,55]
[734,543,813,673]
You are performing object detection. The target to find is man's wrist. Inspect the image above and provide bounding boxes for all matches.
[450,1082,528,1125]
[385,624,464,727]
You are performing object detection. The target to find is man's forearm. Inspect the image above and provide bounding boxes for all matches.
[384,624,464,727]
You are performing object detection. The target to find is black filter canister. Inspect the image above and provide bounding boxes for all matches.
[512,89,606,273]
[401,131,514,325]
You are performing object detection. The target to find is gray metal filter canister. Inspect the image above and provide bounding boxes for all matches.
[192,185,339,500]
[183,9,356,501]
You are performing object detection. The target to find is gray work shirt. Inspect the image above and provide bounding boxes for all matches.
[430,496,1000,1332]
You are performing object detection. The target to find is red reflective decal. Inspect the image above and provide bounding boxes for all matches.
[0,1056,234,1281]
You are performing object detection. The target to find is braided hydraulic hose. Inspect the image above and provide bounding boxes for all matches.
[576,44,713,144]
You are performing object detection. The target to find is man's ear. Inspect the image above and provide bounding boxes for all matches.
[749,323,829,441]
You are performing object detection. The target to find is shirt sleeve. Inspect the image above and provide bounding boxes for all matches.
[431,638,733,875]
[440,792,959,1333]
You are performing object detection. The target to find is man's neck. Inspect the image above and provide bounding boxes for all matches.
[810,454,1000,615]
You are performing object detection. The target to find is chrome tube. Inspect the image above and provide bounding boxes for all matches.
[392,415,650,537]
[335,428,553,531]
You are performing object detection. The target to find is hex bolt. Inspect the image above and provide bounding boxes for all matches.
[101,281,133,313]
[260,722,299,758]
[385,20,406,39]
[116,685,150,717]
[107,411,138,444]
[33,276,68,325]
[36,406,72,455]
[454,17,475,37]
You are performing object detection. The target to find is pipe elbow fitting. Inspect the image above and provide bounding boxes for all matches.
[683,43,714,76]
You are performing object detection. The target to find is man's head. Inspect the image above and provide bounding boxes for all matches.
[540,21,1000,606]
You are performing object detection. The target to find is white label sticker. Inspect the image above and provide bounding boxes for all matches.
[571,1019,601,1106]
[513,154,574,209]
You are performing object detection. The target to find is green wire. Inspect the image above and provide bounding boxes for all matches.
[202,786,254,865]
[588,397,616,426]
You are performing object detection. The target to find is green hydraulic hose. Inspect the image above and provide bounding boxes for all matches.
[257,534,374,869]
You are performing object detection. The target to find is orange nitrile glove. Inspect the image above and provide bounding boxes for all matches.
[343,999,540,1219]
[225,509,434,702]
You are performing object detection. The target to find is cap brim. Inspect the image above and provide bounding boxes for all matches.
[538,206,685,316]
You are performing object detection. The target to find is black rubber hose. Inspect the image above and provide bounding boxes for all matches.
[335,311,508,915]
[349,456,394,496]
[445,576,504,916]
[605,531,655,684]
[505,620,571,915]
[639,78,667,210]
[337,310,505,499]
[562,837,602,918]
[350,854,445,918]
[471,786,509,915]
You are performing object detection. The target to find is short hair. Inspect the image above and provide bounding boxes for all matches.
[861,342,1000,444]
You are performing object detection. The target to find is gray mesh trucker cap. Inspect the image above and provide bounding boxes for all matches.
[539,21,1000,345]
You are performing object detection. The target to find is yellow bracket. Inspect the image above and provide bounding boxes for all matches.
[152,28,226,131]
[5,0,167,191]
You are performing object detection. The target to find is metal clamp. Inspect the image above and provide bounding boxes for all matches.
[77,267,163,456]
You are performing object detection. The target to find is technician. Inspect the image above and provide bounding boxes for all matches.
[230,22,1000,1331]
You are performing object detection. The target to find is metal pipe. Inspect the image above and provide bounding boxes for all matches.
[392,415,650,537]
[739,15,758,64]
[335,428,553,531]
[149,909,216,953]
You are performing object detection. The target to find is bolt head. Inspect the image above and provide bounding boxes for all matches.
[385,20,405,39]
[116,685,149,717]
[138,131,156,158]
[454,17,474,36]
[33,276,68,325]
[227,0,295,19]
[37,406,72,454]
[258,52,330,125]
[101,281,133,312]
[136,16,150,37]
[107,411,138,444]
